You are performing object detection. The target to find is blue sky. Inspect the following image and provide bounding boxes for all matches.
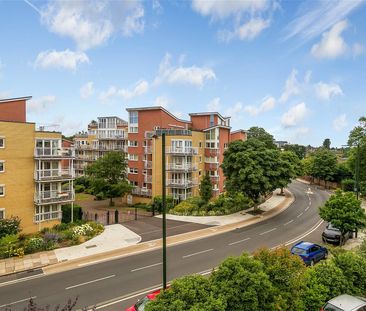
[0,0,365,147]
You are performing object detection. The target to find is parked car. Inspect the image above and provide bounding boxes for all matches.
[125,289,162,311]
[321,294,366,311]
[290,241,328,266]
[322,223,353,245]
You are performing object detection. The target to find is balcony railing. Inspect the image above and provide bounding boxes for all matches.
[206,148,220,156]
[35,148,75,158]
[144,175,152,183]
[131,187,152,197]
[145,129,192,139]
[167,179,198,188]
[166,147,198,155]
[34,169,75,181]
[144,146,153,154]
[205,162,219,170]
[76,155,99,161]
[97,134,126,140]
[210,175,220,181]
[34,211,62,223]
[144,160,152,169]
[166,163,198,171]
[34,190,75,205]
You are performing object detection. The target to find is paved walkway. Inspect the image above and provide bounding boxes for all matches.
[0,189,292,278]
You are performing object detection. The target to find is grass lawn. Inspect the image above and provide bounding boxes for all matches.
[76,193,94,201]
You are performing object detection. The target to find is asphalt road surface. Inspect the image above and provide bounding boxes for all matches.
[0,181,329,311]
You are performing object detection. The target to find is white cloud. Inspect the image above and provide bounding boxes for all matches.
[53,115,83,136]
[285,0,363,42]
[80,81,94,99]
[40,0,144,51]
[27,95,56,113]
[353,43,365,56]
[99,79,148,102]
[281,102,308,127]
[311,20,348,59]
[279,69,300,103]
[333,114,348,131]
[153,95,169,108]
[244,96,275,116]
[206,97,221,111]
[192,0,275,41]
[154,53,216,87]
[34,49,89,70]
[0,91,10,100]
[315,82,343,100]
[225,102,244,121]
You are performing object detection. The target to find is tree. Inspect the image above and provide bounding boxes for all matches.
[275,151,303,195]
[283,144,306,159]
[246,126,276,149]
[200,173,213,202]
[222,139,281,202]
[348,116,366,147]
[311,148,337,187]
[85,151,131,206]
[319,190,366,245]
[322,138,331,149]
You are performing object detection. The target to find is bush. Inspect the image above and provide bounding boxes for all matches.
[61,204,83,223]
[95,192,105,200]
[152,195,174,213]
[0,216,21,238]
[173,199,200,215]
[75,176,90,188]
[75,184,85,193]
[24,237,44,254]
[72,224,94,237]
[360,181,366,197]
[341,179,355,192]
[0,234,20,258]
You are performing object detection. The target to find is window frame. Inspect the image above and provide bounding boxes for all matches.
[0,208,4,219]
[0,137,5,149]
[0,184,5,197]
[0,160,4,173]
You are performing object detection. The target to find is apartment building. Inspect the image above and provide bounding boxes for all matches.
[0,97,75,233]
[74,117,128,176]
[126,107,247,204]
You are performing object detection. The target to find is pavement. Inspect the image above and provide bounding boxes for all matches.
[0,188,291,278]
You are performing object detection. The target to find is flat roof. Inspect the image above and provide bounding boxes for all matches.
[126,106,191,124]
[230,129,247,134]
[0,96,32,103]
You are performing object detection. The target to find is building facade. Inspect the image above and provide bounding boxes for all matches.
[126,107,247,204]
[73,117,128,176]
[0,97,75,233]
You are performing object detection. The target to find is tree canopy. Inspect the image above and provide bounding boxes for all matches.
[246,126,276,149]
[200,173,213,203]
[311,148,337,185]
[319,190,366,244]
[283,144,306,159]
[85,151,131,206]
[322,138,331,149]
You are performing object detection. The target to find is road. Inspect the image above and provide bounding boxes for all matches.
[0,181,329,311]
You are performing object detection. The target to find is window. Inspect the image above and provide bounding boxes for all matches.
[0,185,4,197]
[35,205,60,222]
[129,140,138,147]
[0,208,4,219]
[205,142,215,148]
[0,137,4,148]
[199,141,202,148]
[199,156,202,163]
[210,114,214,127]
[129,126,138,133]
[199,170,202,176]
[0,161,4,173]
[129,154,138,161]
[224,143,228,149]
[130,180,138,187]
[129,111,138,124]
[129,168,138,174]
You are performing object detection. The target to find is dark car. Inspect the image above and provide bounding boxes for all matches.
[322,223,353,245]
[291,241,328,266]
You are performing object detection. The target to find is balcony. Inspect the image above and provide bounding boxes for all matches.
[77,155,98,161]
[205,162,219,170]
[34,211,62,223]
[34,190,74,205]
[144,160,152,169]
[210,175,220,181]
[34,169,75,181]
[206,148,220,156]
[97,145,128,152]
[167,179,198,188]
[166,163,198,171]
[97,134,126,140]
[35,147,75,159]
[145,129,192,139]
[144,146,153,154]
[131,187,152,197]
[144,175,152,183]
[166,146,198,155]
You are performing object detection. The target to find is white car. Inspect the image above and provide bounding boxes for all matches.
[322,294,366,311]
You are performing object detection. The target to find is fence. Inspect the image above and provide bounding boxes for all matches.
[301,176,340,189]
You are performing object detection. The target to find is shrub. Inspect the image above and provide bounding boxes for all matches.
[173,200,199,215]
[75,184,85,193]
[72,224,94,237]
[75,176,90,188]
[360,181,366,197]
[152,195,174,213]
[44,232,60,243]
[24,237,44,254]
[61,204,83,223]
[0,216,21,238]
[0,234,19,258]
[341,179,355,192]
[95,192,105,200]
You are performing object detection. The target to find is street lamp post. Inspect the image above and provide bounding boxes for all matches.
[162,133,167,290]
[355,143,360,200]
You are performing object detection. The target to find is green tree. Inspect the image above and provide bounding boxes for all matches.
[322,138,331,149]
[319,190,366,245]
[348,116,366,146]
[283,144,307,159]
[275,151,303,195]
[311,148,337,187]
[85,151,131,206]
[200,173,213,203]
[222,139,280,202]
[301,156,314,177]
[246,126,276,149]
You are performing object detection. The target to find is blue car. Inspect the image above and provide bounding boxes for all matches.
[291,241,328,266]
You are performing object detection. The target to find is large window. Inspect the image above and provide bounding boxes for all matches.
[129,140,138,147]
[129,111,138,124]
[0,208,4,219]
[0,185,5,197]
[35,205,60,222]
[0,137,4,148]
[129,126,138,133]
[0,161,4,173]
[129,154,138,161]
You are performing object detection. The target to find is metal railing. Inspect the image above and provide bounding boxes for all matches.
[166,146,198,155]
[34,169,75,181]
[210,175,220,181]
[167,179,198,188]
[206,148,220,156]
[131,187,152,197]
[144,160,152,169]
[145,129,192,139]
[34,211,62,223]
[144,146,153,154]
[35,148,75,158]
[166,163,198,171]
[34,190,75,205]
[144,175,152,183]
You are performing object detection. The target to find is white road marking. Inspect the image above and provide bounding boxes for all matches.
[0,273,44,287]
[0,296,37,308]
[183,248,214,259]
[284,220,324,246]
[228,237,251,246]
[305,206,310,211]
[283,220,294,226]
[65,275,115,290]
[297,212,303,218]
[259,228,277,235]
[131,262,162,272]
